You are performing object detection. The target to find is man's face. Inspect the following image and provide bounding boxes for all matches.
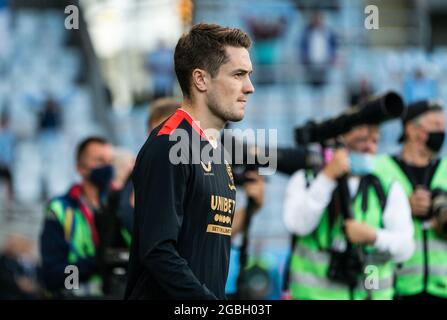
[343,125,379,154]
[206,46,255,122]
[407,111,445,146]
[77,142,113,180]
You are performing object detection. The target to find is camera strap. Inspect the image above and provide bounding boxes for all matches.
[283,234,297,292]
[357,174,388,228]
[392,155,440,190]
[327,185,349,249]
[304,169,329,250]
[327,175,387,249]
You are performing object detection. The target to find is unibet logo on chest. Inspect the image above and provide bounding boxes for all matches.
[210,195,236,214]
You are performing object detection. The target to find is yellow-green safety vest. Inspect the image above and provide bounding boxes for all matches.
[373,155,447,298]
[290,173,395,300]
[48,199,103,296]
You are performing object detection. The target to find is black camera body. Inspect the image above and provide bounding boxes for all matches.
[327,246,365,288]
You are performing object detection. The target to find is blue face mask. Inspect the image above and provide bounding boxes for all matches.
[349,152,374,176]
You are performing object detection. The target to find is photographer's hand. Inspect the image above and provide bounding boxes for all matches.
[344,219,377,245]
[410,186,432,217]
[323,148,350,180]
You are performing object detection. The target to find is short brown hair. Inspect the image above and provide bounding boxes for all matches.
[148,97,181,129]
[174,23,252,97]
[76,136,108,164]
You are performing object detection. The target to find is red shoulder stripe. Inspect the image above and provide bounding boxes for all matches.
[157,109,208,140]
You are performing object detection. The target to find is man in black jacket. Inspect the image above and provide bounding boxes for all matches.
[125,23,255,299]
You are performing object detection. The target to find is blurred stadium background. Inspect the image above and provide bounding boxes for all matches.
[1,0,447,299]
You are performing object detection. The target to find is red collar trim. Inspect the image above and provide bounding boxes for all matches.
[157,109,209,141]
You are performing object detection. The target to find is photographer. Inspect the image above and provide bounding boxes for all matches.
[39,137,115,298]
[374,100,447,300]
[283,123,414,300]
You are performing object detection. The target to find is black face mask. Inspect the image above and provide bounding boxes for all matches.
[88,164,114,192]
[426,131,445,153]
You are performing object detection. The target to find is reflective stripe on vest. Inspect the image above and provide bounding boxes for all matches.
[291,243,394,300]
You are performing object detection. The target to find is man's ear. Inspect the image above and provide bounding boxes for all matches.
[191,68,208,92]
[77,162,87,179]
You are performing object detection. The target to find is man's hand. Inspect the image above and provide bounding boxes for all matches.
[344,219,377,245]
[410,186,432,217]
[243,171,265,211]
[16,276,38,294]
[323,148,350,180]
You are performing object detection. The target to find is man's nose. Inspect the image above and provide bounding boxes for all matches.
[365,141,377,154]
[243,77,255,94]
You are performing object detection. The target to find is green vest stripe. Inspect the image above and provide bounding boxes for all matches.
[292,271,349,291]
[294,244,330,264]
[290,282,350,300]
[121,228,132,247]
[48,198,102,295]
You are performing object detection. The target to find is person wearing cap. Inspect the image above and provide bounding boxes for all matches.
[374,100,447,300]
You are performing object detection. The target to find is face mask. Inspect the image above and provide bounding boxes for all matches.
[88,164,114,192]
[425,131,445,153]
[349,152,374,176]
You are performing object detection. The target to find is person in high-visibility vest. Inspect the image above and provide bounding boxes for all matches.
[374,100,447,300]
[283,123,414,300]
[40,137,115,298]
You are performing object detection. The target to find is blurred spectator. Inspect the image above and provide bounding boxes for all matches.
[38,95,62,134]
[245,16,287,65]
[348,78,374,107]
[146,40,175,100]
[32,95,64,201]
[245,16,287,84]
[299,11,337,88]
[95,146,136,298]
[403,68,438,104]
[39,137,115,298]
[0,110,15,213]
[0,234,41,299]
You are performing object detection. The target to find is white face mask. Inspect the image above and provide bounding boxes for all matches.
[349,152,374,176]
